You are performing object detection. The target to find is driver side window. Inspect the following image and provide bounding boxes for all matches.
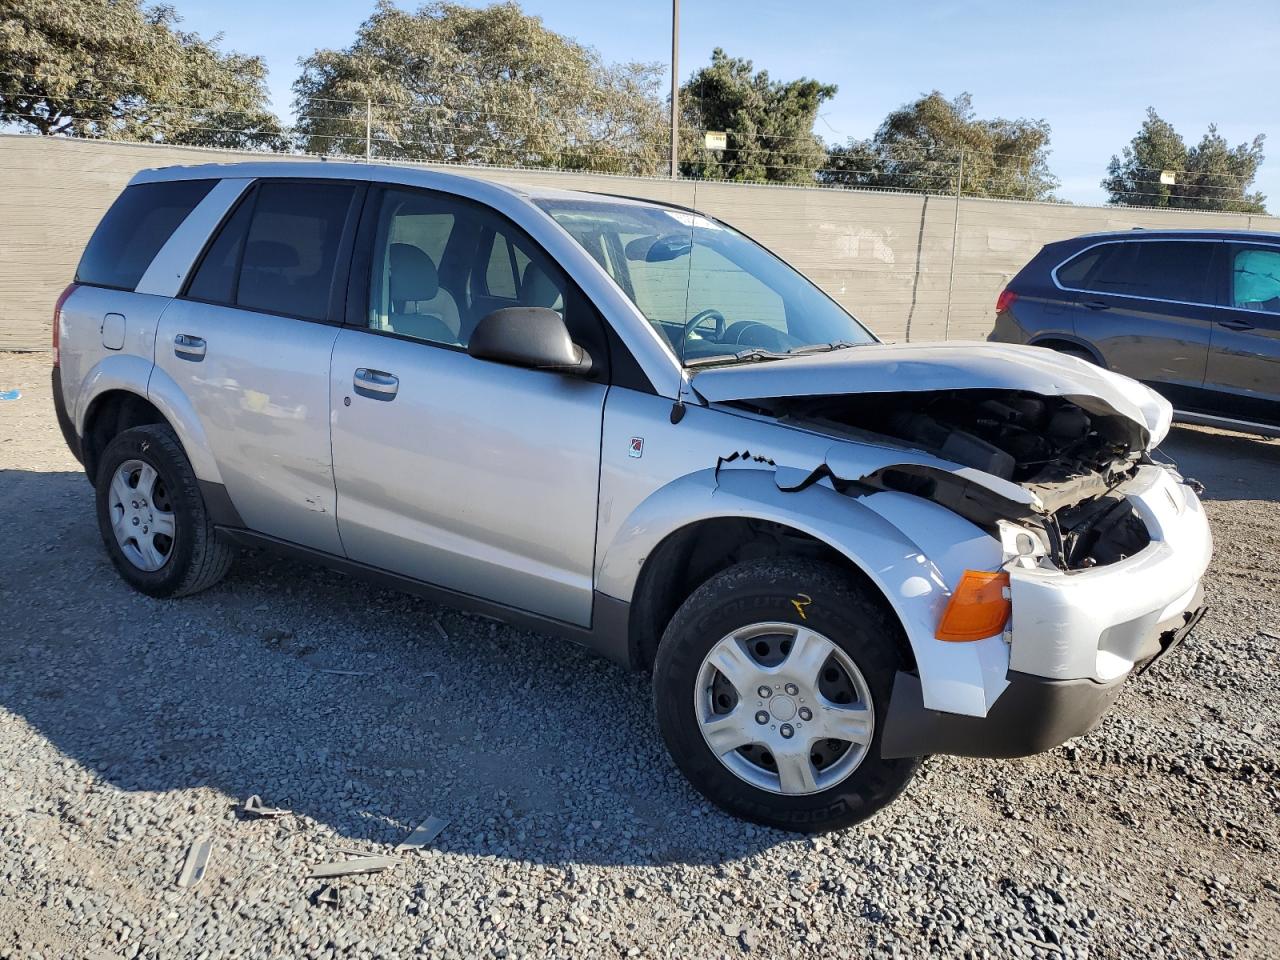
[367,189,573,348]
[368,191,462,345]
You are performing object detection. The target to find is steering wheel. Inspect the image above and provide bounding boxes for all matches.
[677,308,727,356]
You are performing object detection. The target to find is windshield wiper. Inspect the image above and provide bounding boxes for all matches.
[787,340,862,355]
[685,347,786,368]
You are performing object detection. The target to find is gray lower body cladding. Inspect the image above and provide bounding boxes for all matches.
[880,671,1125,760]
[881,597,1206,759]
[214,526,636,668]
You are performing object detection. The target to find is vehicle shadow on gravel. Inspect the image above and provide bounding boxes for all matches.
[0,468,785,868]
[1162,425,1280,505]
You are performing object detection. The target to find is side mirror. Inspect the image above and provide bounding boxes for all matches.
[468,307,593,376]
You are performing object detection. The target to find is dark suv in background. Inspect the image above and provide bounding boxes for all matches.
[991,230,1280,436]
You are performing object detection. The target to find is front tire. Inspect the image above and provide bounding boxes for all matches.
[653,558,920,832]
[95,424,234,598]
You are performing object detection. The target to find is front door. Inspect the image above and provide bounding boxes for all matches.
[1068,239,1218,406]
[329,186,608,626]
[1203,243,1280,424]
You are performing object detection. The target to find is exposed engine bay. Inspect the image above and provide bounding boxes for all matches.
[748,389,1154,571]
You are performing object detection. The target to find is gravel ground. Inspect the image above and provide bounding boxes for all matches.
[0,350,1277,960]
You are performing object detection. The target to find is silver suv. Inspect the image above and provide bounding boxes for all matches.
[53,163,1212,832]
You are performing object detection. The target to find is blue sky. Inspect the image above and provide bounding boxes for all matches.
[176,0,1279,208]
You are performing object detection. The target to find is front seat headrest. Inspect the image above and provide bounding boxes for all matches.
[389,243,440,307]
[518,261,564,309]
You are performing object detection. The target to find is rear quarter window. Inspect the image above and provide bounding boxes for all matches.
[1055,248,1103,288]
[76,180,215,290]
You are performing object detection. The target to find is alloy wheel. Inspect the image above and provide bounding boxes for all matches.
[694,622,875,795]
[106,459,176,572]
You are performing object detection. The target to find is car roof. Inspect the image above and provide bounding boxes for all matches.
[128,159,680,210]
[1060,227,1280,244]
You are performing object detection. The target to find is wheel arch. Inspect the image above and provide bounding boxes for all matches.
[625,513,916,674]
[601,469,922,672]
[1028,335,1105,367]
[81,388,167,483]
[76,358,222,487]
[599,467,1010,717]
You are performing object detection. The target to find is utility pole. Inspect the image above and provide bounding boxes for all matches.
[670,0,679,179]
[944,149,964,340]
[365,99,372,162]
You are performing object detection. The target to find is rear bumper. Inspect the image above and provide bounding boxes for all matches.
[51,366,83,464]
[988,310,1030,345]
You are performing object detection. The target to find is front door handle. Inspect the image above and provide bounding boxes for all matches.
[354,368,399,401]
[174,333,206,361]
[1217,317,1255,331]
[1080,299,1111,311]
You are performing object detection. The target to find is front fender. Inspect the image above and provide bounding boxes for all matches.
[597,467,1010,717]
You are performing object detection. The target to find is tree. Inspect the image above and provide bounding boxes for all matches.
[0,0,282,148]
[1102,109,1266,213]
[679,48,835,185]
[293,1,667,174]
[822,92,1057,200]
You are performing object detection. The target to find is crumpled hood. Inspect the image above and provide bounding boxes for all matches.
[689,340,1172,447]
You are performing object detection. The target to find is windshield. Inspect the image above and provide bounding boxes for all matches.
[534,197,876,365]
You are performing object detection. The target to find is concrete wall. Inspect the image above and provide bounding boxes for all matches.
[3,133,1278,351]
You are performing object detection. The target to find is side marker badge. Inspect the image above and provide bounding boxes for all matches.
[629,437,644,459]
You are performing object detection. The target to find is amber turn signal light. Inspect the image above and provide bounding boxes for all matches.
[935,570,1011,642]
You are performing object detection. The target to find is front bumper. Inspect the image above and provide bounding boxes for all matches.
[882,593,1206,759]
[883,463,1211,759]
[1007,464,1212,683]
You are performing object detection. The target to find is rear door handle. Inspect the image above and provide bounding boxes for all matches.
[174,333,206,361]
[1216,318,1255,331]
[1080,299,1111,311]
[354,368,399,401]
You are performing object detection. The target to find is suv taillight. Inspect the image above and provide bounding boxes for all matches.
[995,288,1018,314]
[52,283,76,366]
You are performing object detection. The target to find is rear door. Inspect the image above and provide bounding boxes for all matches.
[1203,243,1280,424]
[154,179,363,554]
[1060,239,1217,406]
[328,186,609,625]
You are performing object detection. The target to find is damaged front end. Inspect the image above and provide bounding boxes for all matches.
[686,339,1184,573]
[737,388,1158,572]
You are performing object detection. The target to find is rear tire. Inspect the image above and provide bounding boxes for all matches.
[95,424,234,598]
[653,558,920,832]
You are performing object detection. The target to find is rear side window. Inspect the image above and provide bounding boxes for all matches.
[1068,241,1216,304]
[76,180,215,290]
[185,194,253,304]
[186,180,357,321]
